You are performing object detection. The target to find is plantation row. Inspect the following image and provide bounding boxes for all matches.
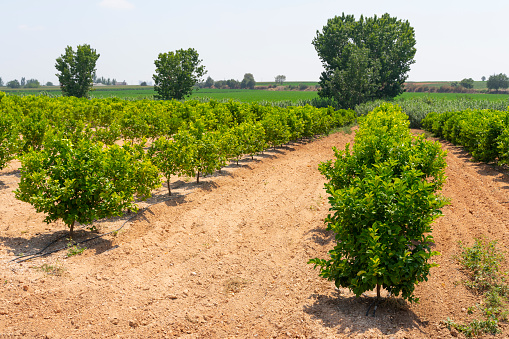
[0,91,356,170]
[355,96,509,128]
[422,109,509,164]
[0,91,356,237]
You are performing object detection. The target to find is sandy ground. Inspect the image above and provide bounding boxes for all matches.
[1,129,509,338]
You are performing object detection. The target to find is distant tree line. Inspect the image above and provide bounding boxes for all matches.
[1,76,49,88]
[200,73,256,89]
[406,74,509,94]
[93,75,123,85]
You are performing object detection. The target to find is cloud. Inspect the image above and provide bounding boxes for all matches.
[99,0,135,10]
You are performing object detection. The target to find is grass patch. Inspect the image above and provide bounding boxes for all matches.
[67,242,86,257]
[36,262,65,276]
[224,277,249,294]
[444,237,509,337]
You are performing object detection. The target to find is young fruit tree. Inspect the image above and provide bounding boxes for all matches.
[148,136,192,196]
[15,137,161,239]
[0,109,20,170]
[309,103,448,303]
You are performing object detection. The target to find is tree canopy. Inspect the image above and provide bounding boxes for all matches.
[275,75,286,85]
[313,13,416,108]
[487,73,509,92]
[153,48,206,100]
[460,78,474,89]
[241,73,256,89]
[55,44,100,98]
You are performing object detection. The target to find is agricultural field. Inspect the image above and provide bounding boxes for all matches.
[2,94,509,337]
[2,118,509,337]
[405,81,489,90]
[0,85,320,102]
[2,82,508,103]
[397,91,509,101]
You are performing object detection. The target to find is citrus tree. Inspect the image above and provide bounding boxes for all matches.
[15,137,161,239]
[310,104,448,302]
[0,109,20,169]
[149,135,192,196]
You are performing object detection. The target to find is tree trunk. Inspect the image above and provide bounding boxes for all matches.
[376,284,381,299]
[69,220,75,241]
[196,171,200,184]
[167,178,171,196]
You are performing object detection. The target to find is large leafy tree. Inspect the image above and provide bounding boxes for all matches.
[313,13,416,108]
[55,44,100,98]
[487,73,509,92]
[153,48,206,100]
[241,73,256,89]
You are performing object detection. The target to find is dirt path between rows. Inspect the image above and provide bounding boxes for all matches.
[1,129,509,338]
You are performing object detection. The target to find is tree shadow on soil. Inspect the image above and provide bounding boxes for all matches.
[0,168,20,190]
[0,168,20,177]
[304,290,427,337]
[0,227,115,260]
[306,226,335,246]
[0,194,191,261]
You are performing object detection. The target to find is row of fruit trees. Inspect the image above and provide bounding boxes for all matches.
[0,91,356,238]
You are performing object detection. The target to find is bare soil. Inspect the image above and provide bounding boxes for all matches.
[1,129,509,338]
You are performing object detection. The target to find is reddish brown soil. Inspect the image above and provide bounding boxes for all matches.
[1,129,509,338]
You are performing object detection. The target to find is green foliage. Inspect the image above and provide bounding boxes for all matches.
[356,96,509,128]
[460,78,474,89]
[55,44,100,98]
[445,237,509,337]
[422,109,509,164]
[204,76,214,88]
[487,73,509,92]
[67,242,86,257]
[241,73,256,89]
[25,79,40,88]
[153,48,206,100]
[457,237,506,293]
[19,109,49,153]
[149,136,192,195]
[14,137,161,238]
[6,79,21,88]
[313,13,416,108]
[0,110,20,169]
[187,121,225,183]
[310,103,447,302]
[275,75,286,85]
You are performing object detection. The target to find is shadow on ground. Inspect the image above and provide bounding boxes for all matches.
[304,290,427,337]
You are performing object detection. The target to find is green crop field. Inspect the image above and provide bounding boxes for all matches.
[406,81,488,90]
[190,88,318,102]
[2,82,508,104]
[0,85,320,102]
[397,91,509,101]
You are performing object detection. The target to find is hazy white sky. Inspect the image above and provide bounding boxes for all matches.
[2,0,508,85]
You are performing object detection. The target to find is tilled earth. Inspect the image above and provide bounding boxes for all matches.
[1,129,509,338]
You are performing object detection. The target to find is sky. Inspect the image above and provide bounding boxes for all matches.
[2,0,508,85]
